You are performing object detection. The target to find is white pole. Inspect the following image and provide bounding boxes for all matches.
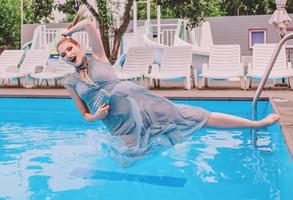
[147,0,151,22]
[133,0,137,46]
[21,0,23,47]
[157,4,161,44]
[133,0,137,33]
[116,14,120,28]
[183,19,187,41]
[21,0,23,25]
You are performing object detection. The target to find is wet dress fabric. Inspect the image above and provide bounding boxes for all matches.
[64,58,210,154]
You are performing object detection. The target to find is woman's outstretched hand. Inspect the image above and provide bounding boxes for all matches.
[61,22,74,37]
[67,22,74,30]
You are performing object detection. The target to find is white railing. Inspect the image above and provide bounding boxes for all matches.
[175,19,213,52]
[43,28,62,50]
[151,22,205,47]
[152,24,177,46]
[190,26,202,47]
[32,26,118,53]
[43,28,91,51]
[71,30,91,51]
[161,29,176,46]
[30,26,91,51]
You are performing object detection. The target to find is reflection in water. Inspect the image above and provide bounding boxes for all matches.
[169,130,243,183]
[0,123,286,200]
[0,124,112,199]
[167,129,276,185]
[196,130,243,183]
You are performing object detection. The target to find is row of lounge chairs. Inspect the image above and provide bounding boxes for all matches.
[114,44,293,90]
[0,49,74,87]
[0,43,292,89]
[114,46,194,89]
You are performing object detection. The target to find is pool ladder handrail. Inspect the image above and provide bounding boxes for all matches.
[252,32,293,144]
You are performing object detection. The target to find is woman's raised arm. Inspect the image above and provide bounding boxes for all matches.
[63,18,108,63]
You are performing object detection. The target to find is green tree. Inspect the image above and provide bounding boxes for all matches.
[57,0,176,21]
[24,0,54,24]
[56,0,83,22]
[72,0,211,64]
[284,0,293,13]
[0,0,21,50]
[216,0,275,16]
[136,1,176,20]
[158,0,213,28]
[136,1,157,20]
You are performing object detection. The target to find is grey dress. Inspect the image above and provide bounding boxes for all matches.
[64,58,210,154]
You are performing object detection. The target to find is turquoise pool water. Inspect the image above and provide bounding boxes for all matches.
[0,98,292,200]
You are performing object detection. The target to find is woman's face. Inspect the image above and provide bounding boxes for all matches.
[58,40,85,67]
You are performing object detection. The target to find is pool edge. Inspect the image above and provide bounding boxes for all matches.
[269,97,293,160]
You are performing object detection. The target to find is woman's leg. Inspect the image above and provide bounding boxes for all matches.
[204,112,280,129]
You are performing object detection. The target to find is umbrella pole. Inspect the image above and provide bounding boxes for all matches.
[269,0,292,87]
[275,34,288,87]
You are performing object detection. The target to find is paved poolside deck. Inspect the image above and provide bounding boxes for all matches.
[0,80,292,158]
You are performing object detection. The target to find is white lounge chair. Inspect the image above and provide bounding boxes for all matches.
[145,45,193,90]
[0,50,50,87]
[31,57,75,87]
[114,47,154,81]
[0,50,25,86]
[199,45,244,89]
[246,43,293,89]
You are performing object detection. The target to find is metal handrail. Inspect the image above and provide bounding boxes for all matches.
[252,32,293,143]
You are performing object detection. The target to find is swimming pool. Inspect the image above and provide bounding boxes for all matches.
[0,98,292,200]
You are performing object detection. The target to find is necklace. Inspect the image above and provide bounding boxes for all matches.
[75,56,89,72]
[79,65,97,86]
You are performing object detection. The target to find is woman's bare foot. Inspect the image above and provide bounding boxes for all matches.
[257,114,280,127]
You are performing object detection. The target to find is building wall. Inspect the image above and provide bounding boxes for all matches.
[21,22,69,47]
[207,14,293,56]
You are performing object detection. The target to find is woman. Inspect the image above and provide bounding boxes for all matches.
[58,18,279,155]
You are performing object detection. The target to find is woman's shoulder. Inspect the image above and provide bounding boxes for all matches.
[64,72,79,89]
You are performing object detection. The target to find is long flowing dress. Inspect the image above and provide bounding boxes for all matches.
[64,58,210,154]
